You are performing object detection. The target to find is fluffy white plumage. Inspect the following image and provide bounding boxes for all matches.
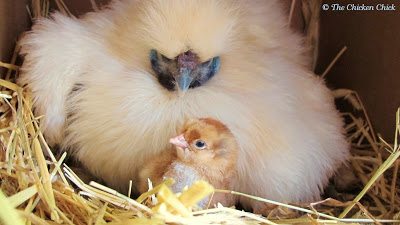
[19,0,349,208]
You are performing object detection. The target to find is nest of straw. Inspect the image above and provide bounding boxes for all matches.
[0,1,399,224]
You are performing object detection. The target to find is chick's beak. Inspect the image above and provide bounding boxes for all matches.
[169,134,189,148]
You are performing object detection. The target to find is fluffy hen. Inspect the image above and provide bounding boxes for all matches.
[19,0,349,208]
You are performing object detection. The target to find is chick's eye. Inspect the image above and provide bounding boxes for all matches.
[194,140,206,149]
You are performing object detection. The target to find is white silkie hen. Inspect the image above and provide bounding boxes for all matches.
[19,0,349,211]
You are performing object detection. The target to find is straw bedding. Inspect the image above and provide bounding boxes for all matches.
[0,1,399,224]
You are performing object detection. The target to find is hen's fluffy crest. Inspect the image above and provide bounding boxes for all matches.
[19,0,349,206]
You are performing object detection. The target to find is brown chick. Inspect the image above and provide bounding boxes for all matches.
[138,118,238,208]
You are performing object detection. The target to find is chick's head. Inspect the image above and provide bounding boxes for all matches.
[169,118,238,164]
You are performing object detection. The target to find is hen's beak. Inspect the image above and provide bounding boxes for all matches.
[176,50,199,92]
[176,68,195,92]
[169,134,189,148]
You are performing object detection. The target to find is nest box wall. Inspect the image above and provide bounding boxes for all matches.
[0,1,30,66]
[0,1,399,140]
[317,0,400,141]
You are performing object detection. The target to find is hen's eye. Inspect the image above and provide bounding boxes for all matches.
[194,140,207,149]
